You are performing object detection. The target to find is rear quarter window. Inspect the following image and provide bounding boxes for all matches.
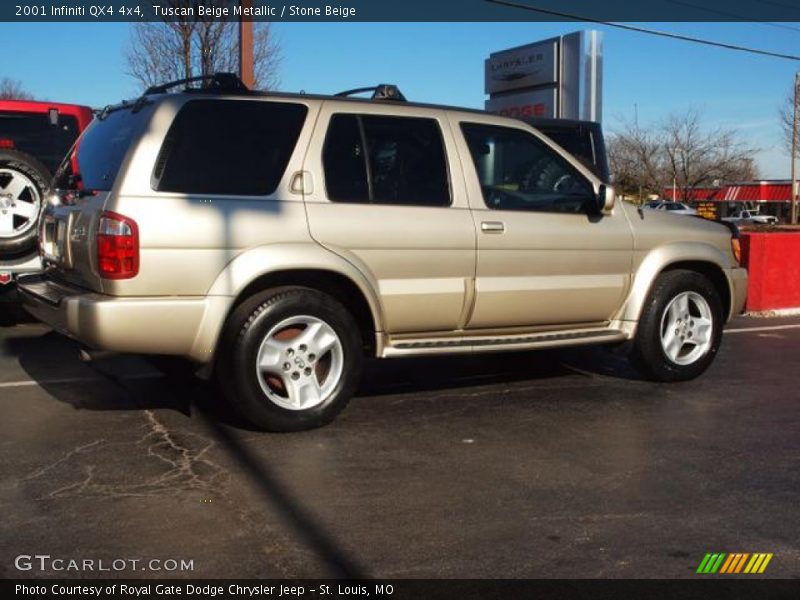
[153,99,308,196]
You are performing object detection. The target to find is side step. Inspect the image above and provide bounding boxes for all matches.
[383,328,628,357]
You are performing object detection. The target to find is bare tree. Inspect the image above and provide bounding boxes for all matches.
[0,77,34,100]
[779,82,799,159]
[608,107,758,202]
[607,121,665,200]
[126,2,280,91]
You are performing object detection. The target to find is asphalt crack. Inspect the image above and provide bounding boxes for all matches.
[23,411,227,499]
[23,439,107,482]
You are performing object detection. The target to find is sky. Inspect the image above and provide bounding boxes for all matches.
[2,21,799,178]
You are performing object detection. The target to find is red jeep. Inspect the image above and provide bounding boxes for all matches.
[0,100,93,319]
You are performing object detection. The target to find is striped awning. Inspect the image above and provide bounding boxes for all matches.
[663,182,794,203]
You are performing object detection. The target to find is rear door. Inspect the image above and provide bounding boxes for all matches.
[303,103,475,335]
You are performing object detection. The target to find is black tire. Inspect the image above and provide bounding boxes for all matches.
[216,287,364,432]
[0,149,50,259]
[629,269,724,382]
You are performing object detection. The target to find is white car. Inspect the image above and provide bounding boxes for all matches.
[722,210,778,226]
[643,200,698,216]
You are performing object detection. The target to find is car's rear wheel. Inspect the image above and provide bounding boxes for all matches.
[217,287,363,432]
[630,270,724,382]
[0,150,50,259]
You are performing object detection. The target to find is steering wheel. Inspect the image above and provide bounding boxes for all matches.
[552,174,576,194]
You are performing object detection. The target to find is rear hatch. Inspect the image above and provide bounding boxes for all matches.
[42,102,151,292]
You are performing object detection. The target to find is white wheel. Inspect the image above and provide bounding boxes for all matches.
[0,167,42,239]
[630,270,723,382]
[255,315,344,411]
[659,291,714,366]
[218,287,364,431]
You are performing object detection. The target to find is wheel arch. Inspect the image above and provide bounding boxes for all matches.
[192,244,385,363]
[226,268,379,355]
[618,243,734,324]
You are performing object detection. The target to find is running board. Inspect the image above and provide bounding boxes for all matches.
[382,328,628,357]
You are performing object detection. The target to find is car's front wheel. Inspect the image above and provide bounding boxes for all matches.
[217,287,363,431]
[630,270,724,382]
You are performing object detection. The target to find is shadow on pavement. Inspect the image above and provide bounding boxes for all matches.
[358,343,642,398]
[3,328,191,414]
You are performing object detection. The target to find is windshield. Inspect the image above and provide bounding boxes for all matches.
[55,105,144,192]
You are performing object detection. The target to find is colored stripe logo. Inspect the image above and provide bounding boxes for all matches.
[697,553,773,574]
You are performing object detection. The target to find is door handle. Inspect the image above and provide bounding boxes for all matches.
[481,221,505,233]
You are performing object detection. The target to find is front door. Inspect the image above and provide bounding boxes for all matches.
[453,118,633,330]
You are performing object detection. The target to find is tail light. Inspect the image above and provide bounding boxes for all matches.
[97,211,139,279]
[0,139,14,149]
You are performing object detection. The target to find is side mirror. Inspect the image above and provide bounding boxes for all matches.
[596,184,615,214]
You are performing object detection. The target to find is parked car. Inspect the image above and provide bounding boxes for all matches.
[0,99,93,320]
[643,200,698,216]
[19,74,748,431]
[520,117,610,183]
[722,209,778,226]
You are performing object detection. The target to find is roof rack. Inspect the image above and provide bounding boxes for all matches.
[144,72,249,96]
[335,84,407,102]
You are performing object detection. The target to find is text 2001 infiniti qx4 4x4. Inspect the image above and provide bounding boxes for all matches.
[19,74,747,432]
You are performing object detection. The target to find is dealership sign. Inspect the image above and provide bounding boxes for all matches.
[485,88,557,120]
[485,40,558,94]
[485,31,603,122]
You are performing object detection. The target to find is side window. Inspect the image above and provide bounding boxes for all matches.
[323,114,450,207]
[461,123,594,213]
[322,115,369,203]
[154,99,307,195]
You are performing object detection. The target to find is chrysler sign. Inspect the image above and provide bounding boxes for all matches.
[484,40,558,94]
[485,31,603,122]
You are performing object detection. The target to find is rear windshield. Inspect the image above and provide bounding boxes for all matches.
[56,106,142,191]
[0,110,81,174]
[152,99,308,196]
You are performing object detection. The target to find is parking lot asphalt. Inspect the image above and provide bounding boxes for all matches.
[1,316,799,579]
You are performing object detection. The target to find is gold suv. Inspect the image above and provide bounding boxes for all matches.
[19,75,747,431]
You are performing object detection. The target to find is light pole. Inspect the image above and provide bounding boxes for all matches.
[672,146,684,202]
[239,0,254,88]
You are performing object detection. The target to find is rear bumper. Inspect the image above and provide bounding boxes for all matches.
[18,274,230,363]
[726,266,748,319]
